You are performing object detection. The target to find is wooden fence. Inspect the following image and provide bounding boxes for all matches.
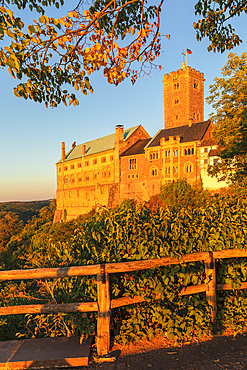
[1,249,247,356]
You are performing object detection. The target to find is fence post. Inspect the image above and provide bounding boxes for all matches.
[97,264,111,356]
[204,252,217,323]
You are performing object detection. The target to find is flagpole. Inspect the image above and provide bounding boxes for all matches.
[186,49,187,67]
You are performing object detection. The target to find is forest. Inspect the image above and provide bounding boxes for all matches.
[1,180,247,345]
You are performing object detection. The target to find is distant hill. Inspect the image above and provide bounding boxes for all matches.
[0,200,53,224]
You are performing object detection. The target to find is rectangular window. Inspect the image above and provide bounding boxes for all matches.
[93,159,97,165]
[165,150,171,157]
[214,158,219,165]
[110,155,114,161]
[64,166,68,171]
[64,178,68,183]
[101,156,106,163]
[204,148,208,153]
[130,158,137,169]
[173,150,178,157]
[204,159,208,164]
[71,164,74,169]
[85,161,89,166]
[77,163,82,168]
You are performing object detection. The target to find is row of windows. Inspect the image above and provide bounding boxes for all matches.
[149,153,159,160]
[184,148,194,155]
[201,158,218,165]
[165,150,178,157]
[128,174,139,179]
[64,170,112,183]
[173,79,200,91]
[165,166,178,175]
[61,155,114,172]
[173,113,200,121]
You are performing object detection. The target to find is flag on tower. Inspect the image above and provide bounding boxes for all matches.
[165,35,171,40]
[186,48,192,54]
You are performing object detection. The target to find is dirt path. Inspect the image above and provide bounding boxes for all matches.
[87,332,247,370]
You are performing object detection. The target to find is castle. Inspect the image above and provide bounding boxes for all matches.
[55,65,226,221]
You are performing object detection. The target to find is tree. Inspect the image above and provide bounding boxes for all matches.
[0,0,246,107]
[193,0,247,53]
[206,52,247,183]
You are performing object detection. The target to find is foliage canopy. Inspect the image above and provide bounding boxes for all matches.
[207,52,247,184]
[0,0,246,107]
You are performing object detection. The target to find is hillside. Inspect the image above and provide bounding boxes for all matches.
[0,199,52,224]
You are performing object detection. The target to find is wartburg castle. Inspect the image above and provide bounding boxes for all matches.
[55,63,226,221]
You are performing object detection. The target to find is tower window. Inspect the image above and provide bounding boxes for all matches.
[165,150,171,157]
[174,83,179,90]
[174,98,180,105]
[174,114,179,120]
[194,80,199,89]
[165,167,170,175]
[173,150,178,156]
[197,114,200,120]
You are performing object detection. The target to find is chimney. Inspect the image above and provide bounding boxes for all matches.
[115,125,124,153]
[61,142,65,161]
[82,144,86,155]
[188,118,193,127]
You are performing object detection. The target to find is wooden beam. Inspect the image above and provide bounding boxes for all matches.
[105,252,209,274]
[97,265,111,356]
[0,265,101,282]
[111,284,207,309]
[204,252,217,322]
[217,282,247,290]
[0,302,98,316]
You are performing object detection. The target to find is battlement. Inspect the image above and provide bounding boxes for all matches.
[163,66,204,80]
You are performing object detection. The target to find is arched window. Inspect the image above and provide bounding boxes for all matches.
[188,148,191,155]
[191,148,194,155]
[197,114,200,120]
[174,98,180,105]
[184,149,187,155]
[150,166,158,177]
[167,167,171,175]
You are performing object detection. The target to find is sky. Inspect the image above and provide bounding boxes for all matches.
[0,0,246,202]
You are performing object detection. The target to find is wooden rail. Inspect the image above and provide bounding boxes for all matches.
[1,249,247,356]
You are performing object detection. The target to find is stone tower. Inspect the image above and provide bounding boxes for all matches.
[163,66,205,129]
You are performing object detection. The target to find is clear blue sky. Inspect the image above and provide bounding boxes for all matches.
[0,0,246,202]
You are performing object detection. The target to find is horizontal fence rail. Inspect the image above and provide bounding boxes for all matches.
[1,249,247,355]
